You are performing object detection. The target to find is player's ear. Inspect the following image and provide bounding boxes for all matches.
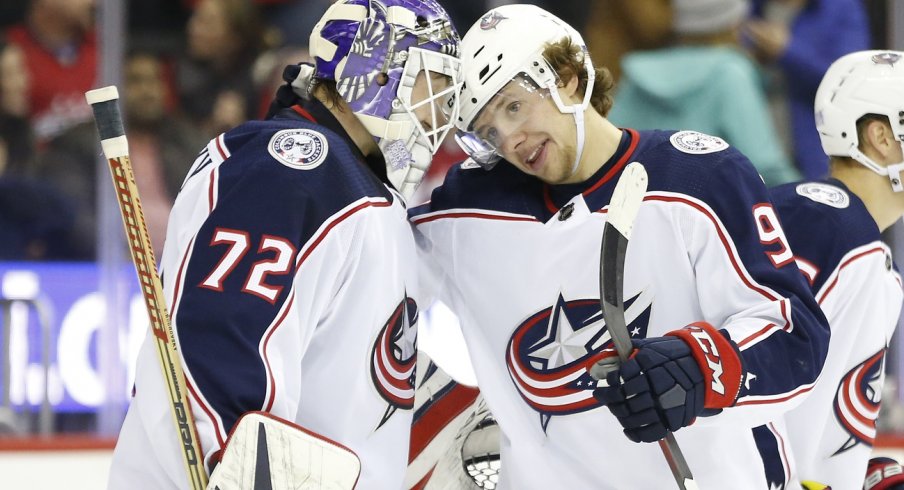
[562,73,580,100]
[864,119,897,161]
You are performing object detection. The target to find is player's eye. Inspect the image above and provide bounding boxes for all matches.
[507,101,521,115]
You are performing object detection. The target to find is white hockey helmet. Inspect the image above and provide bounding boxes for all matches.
[453,4,594,172]
[815,50,904,191]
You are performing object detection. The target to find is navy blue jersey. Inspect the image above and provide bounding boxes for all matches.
[411,129,830,488]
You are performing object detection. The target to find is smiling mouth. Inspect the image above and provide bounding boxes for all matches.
[526,141,547,166]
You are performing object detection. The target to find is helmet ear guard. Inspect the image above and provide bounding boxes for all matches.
[815,50,904,191]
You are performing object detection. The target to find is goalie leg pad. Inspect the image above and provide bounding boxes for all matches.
[207,411,360,490]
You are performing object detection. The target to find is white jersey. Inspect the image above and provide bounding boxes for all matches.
[768,180,903,489]
[410,130,830,489]
[109,103,419,489]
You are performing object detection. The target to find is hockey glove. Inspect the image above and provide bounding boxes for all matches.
[865,457,904,490]
[265,63,316,119]
[593,322,743,443]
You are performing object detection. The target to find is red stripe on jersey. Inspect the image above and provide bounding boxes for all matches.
[291,105,317,123]
[411,211,538,225]
[408,383,480,462]
[296,198,392,267]
[207,166,217,213]
[767,422,791,486]
[817,246,887,304]
[409,466,436,490]
[262,294,296,412]
[734,383,814,406]
[214,133,229,160]
[794,256,819,286]
[187,379,223,451]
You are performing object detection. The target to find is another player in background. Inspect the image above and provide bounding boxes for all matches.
[762,50,904,490]
[107,0,460,487]
[410,4,829,488]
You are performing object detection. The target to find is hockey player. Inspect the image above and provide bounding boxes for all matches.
[760,50,904,490]
[409,4,830,488]
[107,0,460,488]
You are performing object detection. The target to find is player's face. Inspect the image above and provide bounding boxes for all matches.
[409,71,455,149]
[470,78,578,184]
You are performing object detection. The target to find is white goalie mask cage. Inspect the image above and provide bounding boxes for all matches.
[815,50,904,191]
[453,4,594,172]
[308,0,462,199]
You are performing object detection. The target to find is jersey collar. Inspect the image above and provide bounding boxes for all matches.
[543,128,640,213]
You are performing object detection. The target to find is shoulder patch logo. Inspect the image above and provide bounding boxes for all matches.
[669,131,729,155]
[268,129,328,170]
[795,182,850,209]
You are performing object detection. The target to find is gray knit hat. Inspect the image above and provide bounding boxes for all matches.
[673,0,750,34]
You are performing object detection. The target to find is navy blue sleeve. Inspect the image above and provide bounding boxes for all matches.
[649,142,830,404]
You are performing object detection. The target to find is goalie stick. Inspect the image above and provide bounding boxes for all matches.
[85,86,208,490]
[594,162,698,490]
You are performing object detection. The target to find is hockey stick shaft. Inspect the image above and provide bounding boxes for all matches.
[598,162,697,490]
[86,86,208,490]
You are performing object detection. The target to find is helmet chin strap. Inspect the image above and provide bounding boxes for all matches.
[546,85,589,178]
[849,143,904,192]
[542,50,595,179]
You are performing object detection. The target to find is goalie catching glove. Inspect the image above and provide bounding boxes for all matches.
[593,322,743,443]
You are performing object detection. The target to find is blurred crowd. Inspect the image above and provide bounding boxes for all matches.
[0,0,889,261]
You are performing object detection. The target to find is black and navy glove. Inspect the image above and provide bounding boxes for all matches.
[265,63,315,119]
[865,457,904,490]
[593,322,744,443]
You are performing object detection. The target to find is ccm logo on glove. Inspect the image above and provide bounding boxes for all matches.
[864,457,904,490]
[668,322,743,409]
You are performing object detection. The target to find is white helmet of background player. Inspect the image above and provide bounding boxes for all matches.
[453,4,594,172]
[816,50,904,191]
[306,0,461,199]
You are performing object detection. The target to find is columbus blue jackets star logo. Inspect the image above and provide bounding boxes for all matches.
[506,290,652,431]
[479,11,507,30]
[372,295,418,429]
[833,349,885,454]
[872,52,901,65]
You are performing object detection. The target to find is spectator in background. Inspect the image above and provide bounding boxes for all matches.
[0,39,32,176]
[609,0,799,186]
[4,0,97,144]
[176,0,268,138]
[121,51,207,254]
[743,0,870,179]
[584,0,673,83]
[35,51,205,259]
[0,38,74,260]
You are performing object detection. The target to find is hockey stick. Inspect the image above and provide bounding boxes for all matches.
[595,162,698,490]
[85,86,208,490]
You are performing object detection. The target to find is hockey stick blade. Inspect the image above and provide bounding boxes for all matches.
[86,86,208,490]
[594,162,698,490]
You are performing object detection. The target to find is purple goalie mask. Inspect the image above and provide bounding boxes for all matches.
[309,0,461,199]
